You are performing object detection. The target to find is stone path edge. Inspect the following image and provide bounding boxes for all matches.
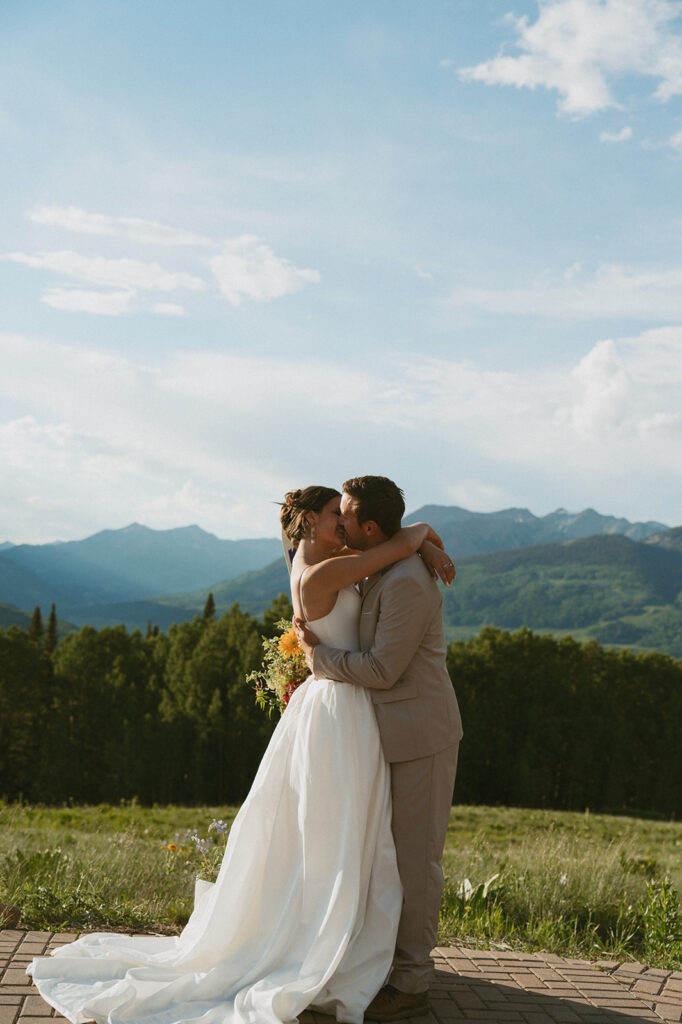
[1,929,681,1024]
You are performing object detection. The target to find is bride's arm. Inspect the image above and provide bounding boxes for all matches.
[418,539,456,584]
[306,523,454,594]
[330,524,444,560]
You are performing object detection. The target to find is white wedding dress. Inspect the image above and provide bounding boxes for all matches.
[28,586,402,1024]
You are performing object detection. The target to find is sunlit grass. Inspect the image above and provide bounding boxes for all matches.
[439,807,682,967]
[0,803,240,931]
[1,802,680,967]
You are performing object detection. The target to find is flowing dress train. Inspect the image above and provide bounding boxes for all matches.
[28,586,402,1024]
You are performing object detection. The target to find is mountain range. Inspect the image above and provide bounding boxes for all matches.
[0,523,280,610]
[2,508,681,656]
[403,505,667,554]
[152,525,682,657]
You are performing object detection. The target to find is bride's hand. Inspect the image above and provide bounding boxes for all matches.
[419,540,456,586]
[293,618,319,672]
[425,525,444,549]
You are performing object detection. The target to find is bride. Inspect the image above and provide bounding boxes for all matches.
[28,485,455,1024]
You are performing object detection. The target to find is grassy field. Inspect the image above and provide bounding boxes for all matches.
[1,802,680,968]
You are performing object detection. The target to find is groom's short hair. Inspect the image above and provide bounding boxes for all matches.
[342,476,405,537]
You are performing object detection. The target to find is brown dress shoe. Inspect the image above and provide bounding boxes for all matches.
[364,984,429,1021]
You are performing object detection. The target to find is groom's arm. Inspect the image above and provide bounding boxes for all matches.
[310,573,436,691]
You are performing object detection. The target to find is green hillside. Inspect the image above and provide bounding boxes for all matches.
[158,558,292,617]
[65,560,292,632]
[442,534,682,656]
[27,529,681,655]
[0,601,76,636]
[0,602,32,629]
[644,525,682,553]
[179,533,682,657]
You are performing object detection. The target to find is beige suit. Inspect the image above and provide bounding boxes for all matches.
[312,553,463,992]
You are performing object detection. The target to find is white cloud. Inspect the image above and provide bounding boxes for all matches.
[459,0,682,118]
[1,325,680,542]
[599,125,633,141]
[209,235,320,306]
[446,480,514,511]
[0,417,77,469]
[557,337,631,434]
[555,328,682,445]
[449,262,682,320]
[15,208,320,313]
[669,126,682,148]
[5,250,207,293]
[29,205,215,248]
[135,481,252,532]
[42,287,135,315]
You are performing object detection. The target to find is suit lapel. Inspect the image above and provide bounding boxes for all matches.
[361,571,382,600]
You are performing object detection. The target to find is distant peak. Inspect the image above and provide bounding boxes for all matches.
[167,524,217,539]
[109,522,153,536]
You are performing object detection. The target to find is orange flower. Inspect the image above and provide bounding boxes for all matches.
[278,628,299,659]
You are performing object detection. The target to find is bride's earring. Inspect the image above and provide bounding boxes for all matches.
[311,525,316,543]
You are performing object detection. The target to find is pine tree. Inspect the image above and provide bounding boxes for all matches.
[45,603,58,655]
[28,605,43,644]
[202,592,216,620]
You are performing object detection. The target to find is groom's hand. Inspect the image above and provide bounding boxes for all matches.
[293,617,320,672]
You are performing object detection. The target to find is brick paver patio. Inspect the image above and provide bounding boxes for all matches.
[2,929,681,1023]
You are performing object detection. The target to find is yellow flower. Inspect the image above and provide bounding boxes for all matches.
[278,628,299,659]
[166,843,179,853]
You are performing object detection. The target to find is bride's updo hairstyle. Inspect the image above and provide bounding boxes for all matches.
[280,486,341,543]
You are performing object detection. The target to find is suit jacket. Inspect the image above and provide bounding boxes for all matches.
[312,553,463,763]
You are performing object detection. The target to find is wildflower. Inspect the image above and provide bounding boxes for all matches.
[278,628,299,658]
[191,833,210,854]
[209,819,230,835]
[282,681,302,706]
[559,873,568,886]
[248,618,309,716]
[167,843,179,853]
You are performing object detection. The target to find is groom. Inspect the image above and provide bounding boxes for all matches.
[295,475,463,1022]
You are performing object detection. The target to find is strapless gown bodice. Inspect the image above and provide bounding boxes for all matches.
[28,586,401,1024]
[304,583,360,650]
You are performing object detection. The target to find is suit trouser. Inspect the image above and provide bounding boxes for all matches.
[387,742,459,994]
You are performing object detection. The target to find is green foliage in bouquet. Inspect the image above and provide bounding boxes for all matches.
[247,618,310,716]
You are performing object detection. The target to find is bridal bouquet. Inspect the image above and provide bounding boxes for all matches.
[247,618,310,715]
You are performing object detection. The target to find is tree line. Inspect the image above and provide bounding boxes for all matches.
[1,600,680,816]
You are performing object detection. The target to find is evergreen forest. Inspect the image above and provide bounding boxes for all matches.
[1,598,681,817]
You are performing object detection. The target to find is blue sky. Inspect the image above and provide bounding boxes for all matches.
[1,0,681,542]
